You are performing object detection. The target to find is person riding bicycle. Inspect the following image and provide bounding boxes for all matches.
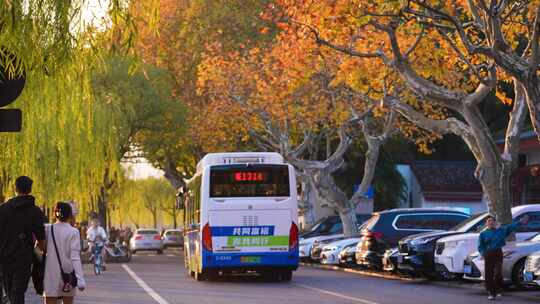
[86,219,108,271]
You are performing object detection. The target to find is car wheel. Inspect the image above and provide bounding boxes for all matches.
[157,250,164,255]
[132,250,137,255]
[511,259,527,289]
[436,269,458,281]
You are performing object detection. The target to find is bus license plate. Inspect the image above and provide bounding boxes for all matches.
[240,256,261,264]
[524,271,534,282]
[463,265,472,274]
[397,255,403,263]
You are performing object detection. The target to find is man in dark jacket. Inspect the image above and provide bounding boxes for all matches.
[0,176,45,304]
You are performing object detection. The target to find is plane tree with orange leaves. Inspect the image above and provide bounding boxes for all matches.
[130,0,278,189]
[197,35,411,236]
[274,0,537,223]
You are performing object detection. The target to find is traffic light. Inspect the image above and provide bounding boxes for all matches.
[0,51,25,132]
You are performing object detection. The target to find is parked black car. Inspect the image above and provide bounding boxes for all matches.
[301,214,372,239]
[397,212,487,277]
[356,208,470,269]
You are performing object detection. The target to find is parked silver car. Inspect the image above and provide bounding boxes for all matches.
[464,233,540,288]
[130,229,164,254]
[162,229,183,248]
[524,250,540,287]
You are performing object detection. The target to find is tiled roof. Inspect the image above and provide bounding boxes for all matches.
[411,161,482,202]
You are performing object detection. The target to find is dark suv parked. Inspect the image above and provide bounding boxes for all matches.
[356,209,469,269]
[397,212,487,277]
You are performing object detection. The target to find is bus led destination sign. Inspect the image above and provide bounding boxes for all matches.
[233,172,265,182]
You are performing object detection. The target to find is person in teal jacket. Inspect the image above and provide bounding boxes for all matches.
[478,214,529,300]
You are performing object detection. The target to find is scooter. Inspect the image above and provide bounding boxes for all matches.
[104,241,132,263]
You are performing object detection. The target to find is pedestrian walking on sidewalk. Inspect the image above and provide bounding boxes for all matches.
[0,176,46,304]
[478,214,529,301]
[43,202,85,304]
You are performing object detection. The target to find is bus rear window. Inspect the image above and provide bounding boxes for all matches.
[210,164,290,198]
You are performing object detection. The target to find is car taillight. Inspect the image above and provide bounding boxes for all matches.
[154,235,161,240]
[135,235,143,240]
[289,222,299,251]
[202,223,212,251]
[365,231,383,239]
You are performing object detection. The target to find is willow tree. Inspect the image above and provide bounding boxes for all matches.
[0,1,155,217]
[0,46,122,216]
[109,177,177,228]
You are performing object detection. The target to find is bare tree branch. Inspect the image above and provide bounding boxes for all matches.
[464,65,497,107]
[529,6,540,73]
[503,81,528,162]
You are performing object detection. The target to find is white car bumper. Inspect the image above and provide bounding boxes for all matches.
[300,244,312,258]
[321,250,339,265]
[434,245,470,274]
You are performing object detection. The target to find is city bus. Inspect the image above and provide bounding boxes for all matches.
[179,152,299,281]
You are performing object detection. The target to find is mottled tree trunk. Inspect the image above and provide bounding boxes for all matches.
[338,207,358,237]
[476,163,513,224]
[152,209,158,229]
[297,172,319,229]
[172,207,178,229]
[97,187,108,229]
[524,80,540,141]
[311,170,359,237]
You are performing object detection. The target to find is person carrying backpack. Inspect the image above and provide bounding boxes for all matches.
[0,176,46,304]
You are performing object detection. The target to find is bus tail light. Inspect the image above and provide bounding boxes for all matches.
[202,223,213,251]
[289,222,299,252]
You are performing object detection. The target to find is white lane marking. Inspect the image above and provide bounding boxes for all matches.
[148,254,156,257]
[166,254,174,257]
[294,283,380,304]
[122,264,170,304]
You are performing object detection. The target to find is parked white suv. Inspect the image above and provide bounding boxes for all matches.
[434,204,540,279]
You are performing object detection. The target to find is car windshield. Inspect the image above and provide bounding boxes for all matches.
[166,231,181,236]
[451,213,487,232]
[307,217,334,232]
[312,220,340,234]
[308,215,367,234]
[137,230,159,235]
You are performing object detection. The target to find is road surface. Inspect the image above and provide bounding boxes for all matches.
[25,249,540,304]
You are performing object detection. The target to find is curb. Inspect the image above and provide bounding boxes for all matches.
[300,262,420,282]
[301,262,540,301]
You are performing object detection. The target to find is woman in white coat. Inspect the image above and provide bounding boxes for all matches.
[43,202,85,304]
